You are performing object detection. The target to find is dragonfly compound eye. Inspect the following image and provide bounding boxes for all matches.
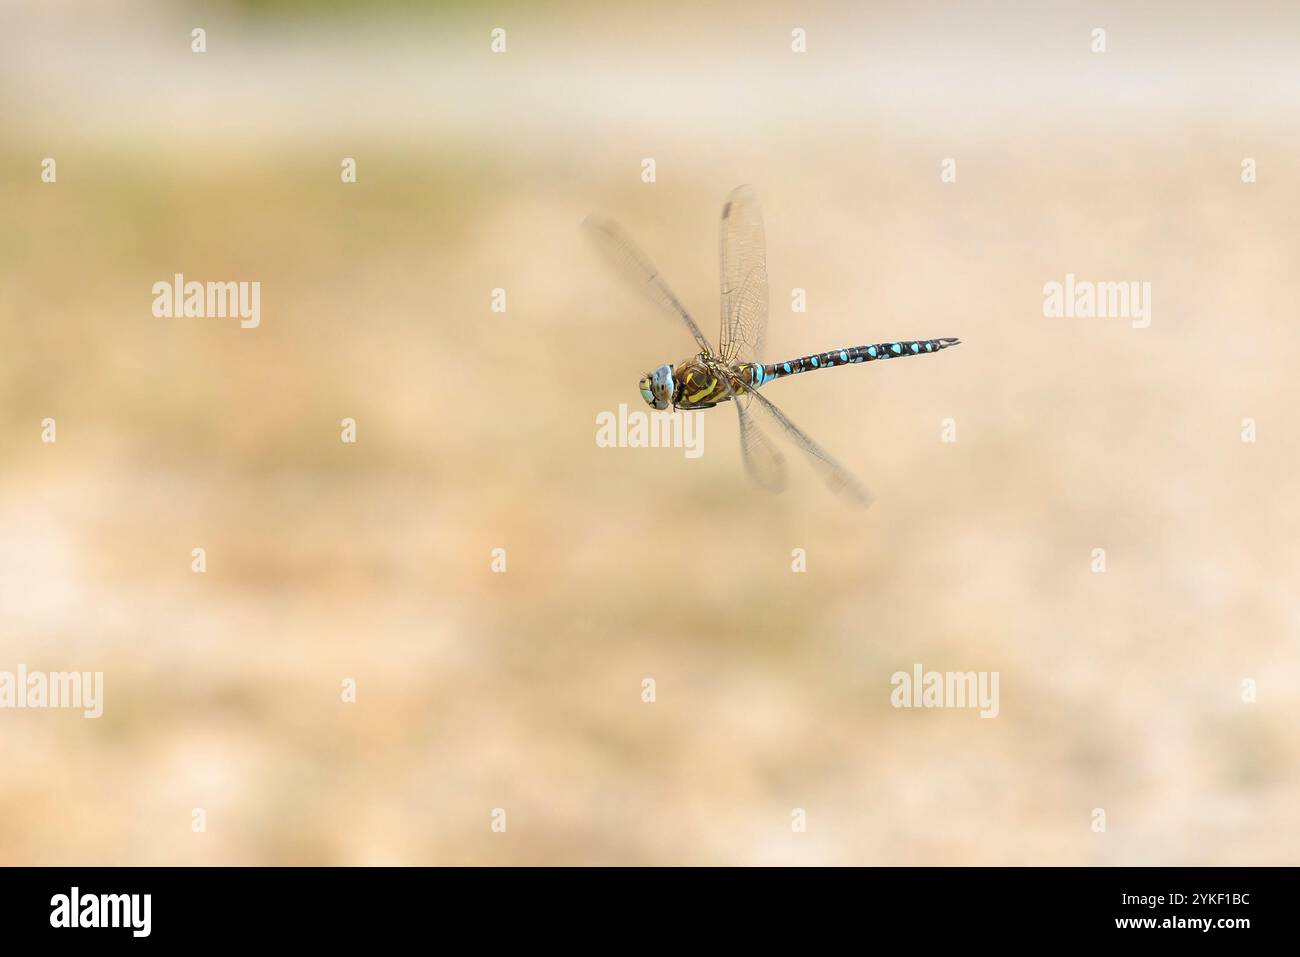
[649,365,675,409]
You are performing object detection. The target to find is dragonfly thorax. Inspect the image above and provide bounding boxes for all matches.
[639,364,675,410]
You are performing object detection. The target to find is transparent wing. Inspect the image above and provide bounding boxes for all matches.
[582,214,714,354]
[735,398,788,493]
[718,185,769,364]
[745,387,874,508]
[710,371,788,494]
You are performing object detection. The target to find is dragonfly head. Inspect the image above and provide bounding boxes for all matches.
[639,364,675,410]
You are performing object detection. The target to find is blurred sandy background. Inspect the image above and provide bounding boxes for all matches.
[2,0,1298,865]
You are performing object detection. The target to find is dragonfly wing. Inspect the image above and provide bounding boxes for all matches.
[718,185,769,363]
[746,386,874,508]
[708,371,786,493]
[734,396,788,493]
[582,214,713,354]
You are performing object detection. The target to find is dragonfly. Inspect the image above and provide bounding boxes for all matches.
[583,185,960,507]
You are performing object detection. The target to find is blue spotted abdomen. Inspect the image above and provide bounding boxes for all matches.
[747,337,960,387]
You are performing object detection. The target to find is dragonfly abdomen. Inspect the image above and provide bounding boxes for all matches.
[748,337,960,386]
